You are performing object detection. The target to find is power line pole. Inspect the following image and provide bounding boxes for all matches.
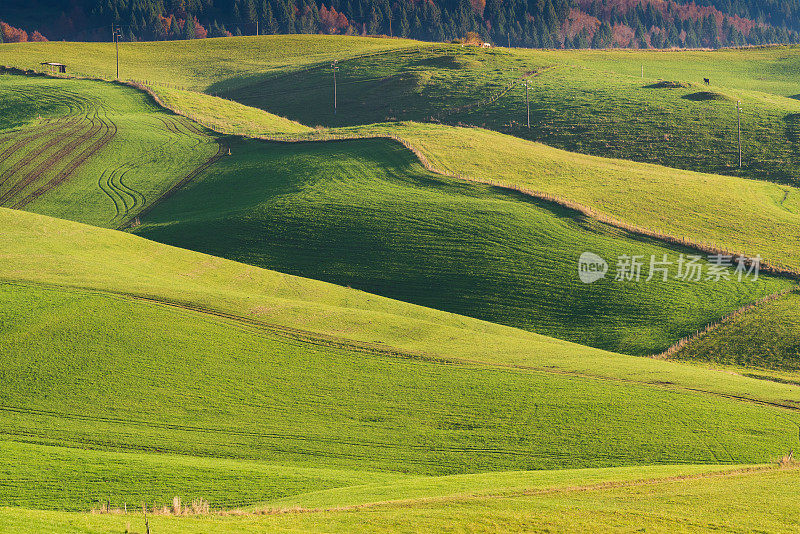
[332,60,338,115]
[525,81,530,129]
[112,25,121,80]
[737,100,742,168]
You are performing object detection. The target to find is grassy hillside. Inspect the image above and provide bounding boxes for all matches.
[5,439,748,513]
[3,219,799,512]
[4,75,793,357]
[355,122,800,273]
[6,206,800,408]
[132,136,792,355]
[555,46,800,96]
[0,35,426,91]
[155,86,312,137]
[2,465,798,533]
[6,40,800,185]
[9,283,795,487]
[674,291,800,373]
[0,440,405,511]
[222,44,800,185]
[3,41,800,531]
[0,74,217,227]
[146,85,800,276]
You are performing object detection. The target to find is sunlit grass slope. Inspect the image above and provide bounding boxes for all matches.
[148,86,800,275]
[3,207,800,408]
[132,135,792,355]
[551,46,800,96]
[674,291,800,373]
[223,44,800,185]
[0,443,753,513]
[2,274,799,501]
[155,86,312,137]
[4,280,798,509]
[2,466,798,533]
[355,122,800,273]
[0,74,216,227]
[0,440,406,511]
[7,39,800,184]
[0,35,426,91]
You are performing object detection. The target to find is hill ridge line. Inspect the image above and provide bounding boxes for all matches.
[125,80,800,281]
[3,278,799,413]
[116,136,229,229]
[654,286,800,360]
[205,464,786,516]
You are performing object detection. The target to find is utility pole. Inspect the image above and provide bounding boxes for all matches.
[256,20,259,36]
[332,60,338,115]
[112,25,121,80]
[525,81,530,129]
[737,100,742,168]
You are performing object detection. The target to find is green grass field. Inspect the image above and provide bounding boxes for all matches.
[4,240,798,513]
[0,35,426,90]
[8,38,800,185]
[0,75,217,227]
[131,135,793,355]
[6,206,800,408]
[4,36,800,532]
[147,86,800,276]
[674,291,800,373]
[227,45,800,184]
[2,465,798,533]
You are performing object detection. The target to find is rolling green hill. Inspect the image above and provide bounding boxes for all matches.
[6,206,800,408]
[219,44,800,186]
[4,73,796,357]
[2,464,798,533]
[4,37,800,532]
[0,74,217,227]
[131,135,793,355]
[7,39,800,185]
[1,207,799,517]
[0,35,426,91]
[674,291,800,374]
[145,83,800,277]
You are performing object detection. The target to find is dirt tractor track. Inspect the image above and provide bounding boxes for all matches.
[0,85,120,208]
[14,116,118,209]
[0,78,227,223]
[0,113,116,208]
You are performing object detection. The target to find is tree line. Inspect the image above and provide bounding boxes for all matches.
[3,0,800,48]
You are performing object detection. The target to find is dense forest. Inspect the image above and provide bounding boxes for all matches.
[2,0,799,48]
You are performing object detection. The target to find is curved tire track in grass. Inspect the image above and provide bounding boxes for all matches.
[117,137,228,229]
[0,118,90,193]
[12,114,117,209]
[97,167,124,218]
[115,168,146,211]
[0,114,105,206]
[0,118,82,184]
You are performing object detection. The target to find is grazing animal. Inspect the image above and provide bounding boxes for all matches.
[703,78,710,85]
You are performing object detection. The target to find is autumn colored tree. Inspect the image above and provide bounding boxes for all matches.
[0,22,29,43]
